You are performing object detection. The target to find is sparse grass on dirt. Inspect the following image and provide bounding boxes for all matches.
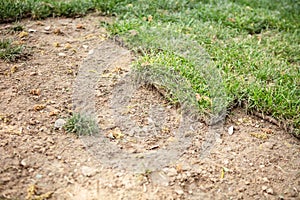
[64,113,98,136]
[0,39,24,61]
[0,0,299,136]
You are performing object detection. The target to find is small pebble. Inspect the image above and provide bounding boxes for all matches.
[262,185,268,191]
[30,72,38,76]
[20,159,27,167]
[36,174,43,179]
[81,166,96,177]
[58,52,66,57]
[163,168,177,177]
[28,29,36,32]
[228,126,234,135]
[44,26,51,31]
[54,119,66,129]
[262,177,269,183]
[266,188,274,195]
[175,189,184,195]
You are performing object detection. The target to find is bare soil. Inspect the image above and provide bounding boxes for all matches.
[0,14,299,200]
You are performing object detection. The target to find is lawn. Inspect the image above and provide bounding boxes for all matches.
[1,0,299,136]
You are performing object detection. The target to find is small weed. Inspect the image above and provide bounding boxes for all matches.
[0,39,24,61]
[64,113,98,136]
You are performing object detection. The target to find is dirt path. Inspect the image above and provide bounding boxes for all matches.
[0,14,299,200]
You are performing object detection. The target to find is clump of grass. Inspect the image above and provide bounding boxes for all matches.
[64,113,98,136]
[0,39,24,61]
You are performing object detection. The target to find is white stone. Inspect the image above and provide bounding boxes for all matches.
[228,125,234,135]
[81,166,97,177]
[54,118,66,129]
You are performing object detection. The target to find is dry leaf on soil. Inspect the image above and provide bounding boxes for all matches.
[33,104,46,111]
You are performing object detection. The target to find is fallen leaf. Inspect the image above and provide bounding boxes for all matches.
[10,65,18,73]
[26,184,53,200]
[64,43,72,50]
[220,168,225,179]
[18,31,29,38]
[26,185,37,200]
[261,128,273,134]
[166,136,177,143]
[256,34,262,44]
[195,93,201,101]
[112,66,123,73]
[147,15,153,22]
[84,34,96,39]
[49,110,59,116]
[161,126,170,134]
[33,104,46,111]
[228,18,236,22]
[76,24,85,29]
[53,28,62,35]
[250,132,268,140]
[30,89,41,96]
[53,42,60,47]
[176,164,183,173]
[107,127,124,139]
[66,69,73,75]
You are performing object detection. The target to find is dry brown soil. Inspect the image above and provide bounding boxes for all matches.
[0,14,299,200]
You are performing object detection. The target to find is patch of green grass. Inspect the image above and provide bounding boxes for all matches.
[0,39,24,61]
[64,113,98,136]
[0,0,126,23]
[105,0,299,136]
